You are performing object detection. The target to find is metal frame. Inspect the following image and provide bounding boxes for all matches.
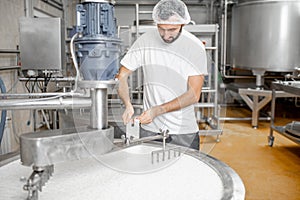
[268,82,299,147]
[0,49,20,70]
[238,88,272,128]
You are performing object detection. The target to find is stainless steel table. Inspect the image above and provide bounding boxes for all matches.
[268,81,300,146]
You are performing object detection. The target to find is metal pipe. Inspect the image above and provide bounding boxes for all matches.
[90,88,108,129]
[52,110,58,129]
[18,77,76,82]
[0,49,20,54]
[41,109,51,129]
[220,0,254,79]
[135,3,143,102]
[238,0,300,6]
[81,0,116,3]
[219,117,271,121]
[116,134,164,147]
[223,0,228,70]
[130,135,163,144]
[0,92,84,98]
[0,66,21,71]
[24,0,33,17]
[115,1,209,6]
[256,74,263,87]
[41,0,64,11]
[49,0,63,7]
[210,0,217,24]
[220,0,225,72]
[201,89,217,93]
[0,97,91,110]
[135,4,140,39]
[214,24,219,120]
[117,25,130,38]
[77,80,117,130]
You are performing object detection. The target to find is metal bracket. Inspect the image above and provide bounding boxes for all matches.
[23,165,54,200]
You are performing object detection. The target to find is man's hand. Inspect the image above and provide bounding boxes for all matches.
[137,106,164,124]
[122,104,134,125]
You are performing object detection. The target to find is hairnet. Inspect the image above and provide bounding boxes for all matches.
[152,0,191,25]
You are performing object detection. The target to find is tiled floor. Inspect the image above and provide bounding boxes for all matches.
[207,107,300,200]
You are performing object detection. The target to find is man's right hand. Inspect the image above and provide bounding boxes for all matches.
[122,104,134,125]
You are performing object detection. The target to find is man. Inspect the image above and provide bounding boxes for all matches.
[116,0,207,150]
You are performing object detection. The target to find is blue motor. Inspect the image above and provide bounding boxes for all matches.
[75,0,121,80]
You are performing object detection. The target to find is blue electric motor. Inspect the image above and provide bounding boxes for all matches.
[75,0,121,80]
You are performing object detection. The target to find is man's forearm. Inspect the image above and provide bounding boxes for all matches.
[136,75,204,124]
[118,78,131,107]
[138,85,202,124]
[116,66,135,124]
[159,89,199,114]
[116,66,132,108]
[158,75,204,115]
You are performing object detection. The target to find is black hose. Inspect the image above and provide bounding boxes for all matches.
[0,77,7,144]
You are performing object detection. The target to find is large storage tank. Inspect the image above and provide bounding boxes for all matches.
[230,0,300,72]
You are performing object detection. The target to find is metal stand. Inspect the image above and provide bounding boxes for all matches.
[190,25,222,140]
[268,82,299,147]
[239,88,272,128]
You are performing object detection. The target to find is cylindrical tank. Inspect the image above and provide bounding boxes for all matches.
[75,0,121,80]
[0,144,245,200]
[230,0,300,72]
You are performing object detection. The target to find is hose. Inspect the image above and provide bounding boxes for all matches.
[70,32,80,92]
[0,77,7,144]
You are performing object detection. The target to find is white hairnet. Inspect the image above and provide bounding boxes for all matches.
[152,0,191,25]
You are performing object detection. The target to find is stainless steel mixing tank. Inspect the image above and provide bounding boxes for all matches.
[0,143,245,200]
[231,0,300,73]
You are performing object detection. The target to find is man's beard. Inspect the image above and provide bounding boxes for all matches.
[162,26,182,44]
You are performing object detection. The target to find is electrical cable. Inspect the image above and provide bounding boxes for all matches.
[0,77,7,144]
[25,77,31,93]
[70,32,80,92]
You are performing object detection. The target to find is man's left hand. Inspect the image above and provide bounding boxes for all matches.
[137,106,163,124]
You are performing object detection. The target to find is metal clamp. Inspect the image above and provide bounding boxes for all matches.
[23,165,54,200]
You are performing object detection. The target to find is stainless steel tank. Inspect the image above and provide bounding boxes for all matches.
[0,143,245,200]
[230,0,300,72]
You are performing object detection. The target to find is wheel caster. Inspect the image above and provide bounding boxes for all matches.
[268,135,274,147]
[216,136,220,143]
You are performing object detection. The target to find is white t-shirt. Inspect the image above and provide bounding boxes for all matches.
[120,28,207,134]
